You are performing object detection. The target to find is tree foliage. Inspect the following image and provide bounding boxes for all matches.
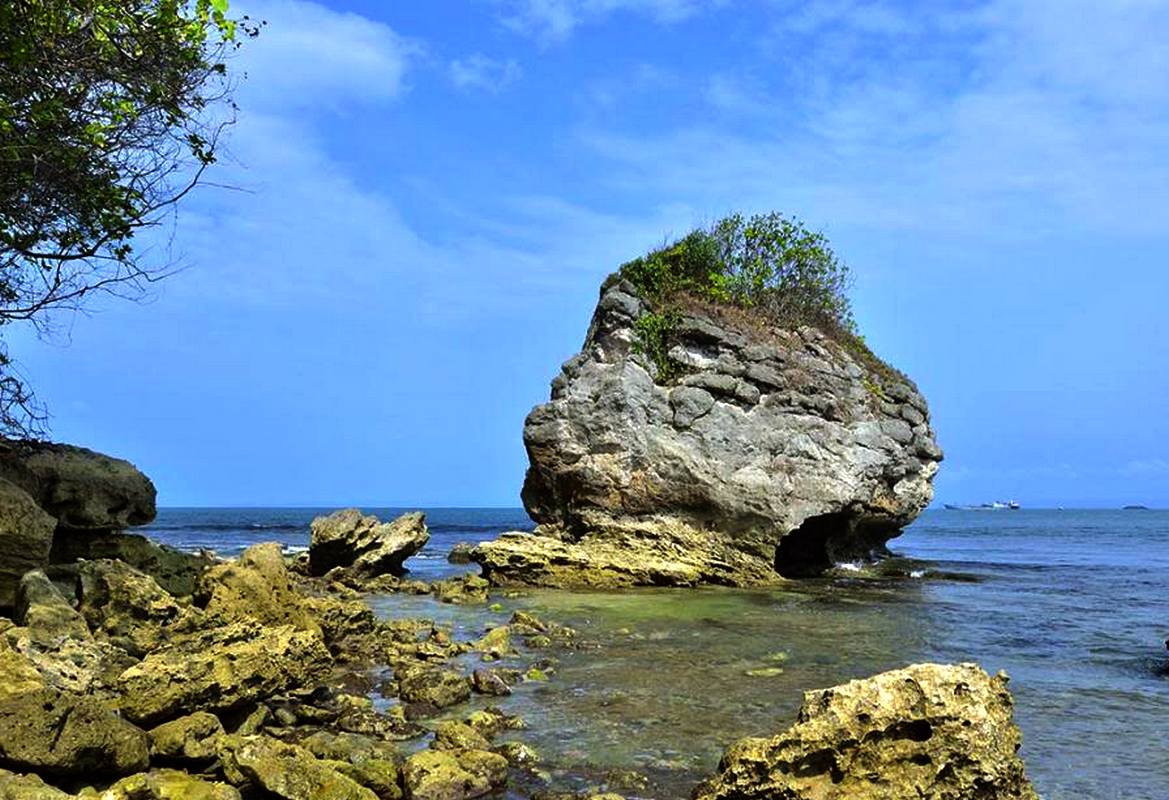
[0,0,256,435]
[619,212,869,381]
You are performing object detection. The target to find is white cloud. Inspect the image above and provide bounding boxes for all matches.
[498,0,716,43]
[449,54,523,93]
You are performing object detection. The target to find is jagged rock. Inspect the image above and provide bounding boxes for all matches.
[148,712,225,763]
[0,639,43,701]
[196,543,321,635]
[51,533,210,597]
[401,749,508,800]
[472,626,511,659]
[464,707,524,739]
[473,276,942,586]
[0,687,149,778]
[447,543,475,565]
[116,621,332,726]
[102,769,241,800]
[494,741,539,767]
[14,570,90,646]
[429,575,489,605]
[218,735,378,800]
[327,760,403,800]
[471,668,512,697]
[0,479,56,610]
[309,510,429,578]
[0,440,155,532]
[397,666,472,711]
[297,731,401,765]
[0,768,74,798]
[691,662,1036,800]
[77,560,181,654]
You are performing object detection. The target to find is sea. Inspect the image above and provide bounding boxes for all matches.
[145,507,1169,800]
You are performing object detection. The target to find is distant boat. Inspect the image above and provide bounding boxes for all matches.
[1122,504,1150,510]
[944,501,1021,511]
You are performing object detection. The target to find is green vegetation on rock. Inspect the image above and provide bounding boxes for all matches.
[618,212,889,383]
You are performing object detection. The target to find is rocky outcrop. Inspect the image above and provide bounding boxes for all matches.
[474,275,942,586]
[692,662,1036,800]
[309,509,429,578]
[51,532,210,597]
[0,479,56,609]
[0,439,155,532]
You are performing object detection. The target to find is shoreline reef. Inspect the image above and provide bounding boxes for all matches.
[0,441,1036,799]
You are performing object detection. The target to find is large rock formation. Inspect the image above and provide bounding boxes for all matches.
[692,662,1036,800]
[473,275,941,586]
[309,509,429,578]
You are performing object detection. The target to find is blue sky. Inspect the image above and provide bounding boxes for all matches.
[13,0,1169,508]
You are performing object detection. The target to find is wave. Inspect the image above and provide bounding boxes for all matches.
[146,523,304,533]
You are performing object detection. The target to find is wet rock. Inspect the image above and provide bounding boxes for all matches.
[218,735,378,800]
[0,768,74,798]
[691,662,1037,800]
[472,625,511,659]
[116,621,332,726]
[297,731,401,764]
[431,722,491,752]
[77,560,181,654]
[148,712,225,764]
[14,570,90,646]
[464,707,525,739]
[0,687,149,778]
[473,276,942,586]
[0,439,155,531]
[309,510,429,578]
[195,542,320,635]
[447,543,475,565]
[495,741,539,767]
[471,668,512,697]
[51,533,210,598]
[102,769,242,800]
[430,575,489,605]
[327,759,403,800]
[402,749,507,800]
[0,478,56,610]
[397,667,471,710]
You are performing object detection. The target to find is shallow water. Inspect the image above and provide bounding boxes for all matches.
[149,508,1169,800]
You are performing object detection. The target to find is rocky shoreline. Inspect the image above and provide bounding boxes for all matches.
[0,443,1036,799]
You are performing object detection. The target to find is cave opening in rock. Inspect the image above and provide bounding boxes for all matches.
[774,512,848,577]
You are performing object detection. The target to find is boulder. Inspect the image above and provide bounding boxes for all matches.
[471,668,512,697]
[473,276,942,586]
[116,621,332,726]
[396,667,471,710]
[51,532,210,597]
[0,768,74,799]
[0,478,56,609]
[431,722,491,752]
[0,440,155,531]
[14,570,91,646]
[195,543,320,635]
[218,735,378,800]
[0,687,149,778]
[148,712,225,764]
[102,769,242,800]
[691,662,1037,800]
[401,749,507,800]
[77,559,181,654]
[309,510,429,578]
[0,639,44,701]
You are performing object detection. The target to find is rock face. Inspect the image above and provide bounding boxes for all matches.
[0,478,56,609]
[51,532,210,597]
[474,275,942,586]
[692,662,1036,800]
[0,439,156,532]
[309,509,429,578]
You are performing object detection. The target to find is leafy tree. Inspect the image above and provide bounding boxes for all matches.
[0,0,257,435]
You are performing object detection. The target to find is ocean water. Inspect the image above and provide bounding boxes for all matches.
[146,507,1169,800]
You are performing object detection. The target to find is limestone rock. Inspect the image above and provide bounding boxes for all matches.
[77,560,181,654]
[0,688,149,778]
[196,543,320,635]
[148,712,224,763]
[0,440,155,532]
[14,570,90,647]
[218,735,378,800]
[431,722,491,752]
[474,276,942,586]
[691,662,1037,800]
[0,479,56,609]
[101,769,241,800]
[309,510,429,578]
[401,749,507,800]
[396,667,471,710]
[0,639,44,701]
[0,768,74,799]
[51,533,210,597]
[116,621,332,726]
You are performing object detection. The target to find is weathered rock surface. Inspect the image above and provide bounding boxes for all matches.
[474,275,942,586]
[218,735,378,800]
[102,769,242,800]
[0,688,149,778]
[14,571,90,647]
[402,749,508,800]
[148,712,225,764]
[309,510,429,578]
[692,662,1036,800]
[51,533,210,597]
[196,543,320,635]
[0,440,155,532]
[0,479,56,609]
[77,560,181,654]
[116,621,332,726]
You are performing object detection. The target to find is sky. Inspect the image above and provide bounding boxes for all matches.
[12,0,1169,508]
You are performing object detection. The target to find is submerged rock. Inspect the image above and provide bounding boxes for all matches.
[309,510,429,578]
[474,276,941,586]
[691,662,1036,800]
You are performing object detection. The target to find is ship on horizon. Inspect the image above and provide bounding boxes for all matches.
[943,500,1021,510]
